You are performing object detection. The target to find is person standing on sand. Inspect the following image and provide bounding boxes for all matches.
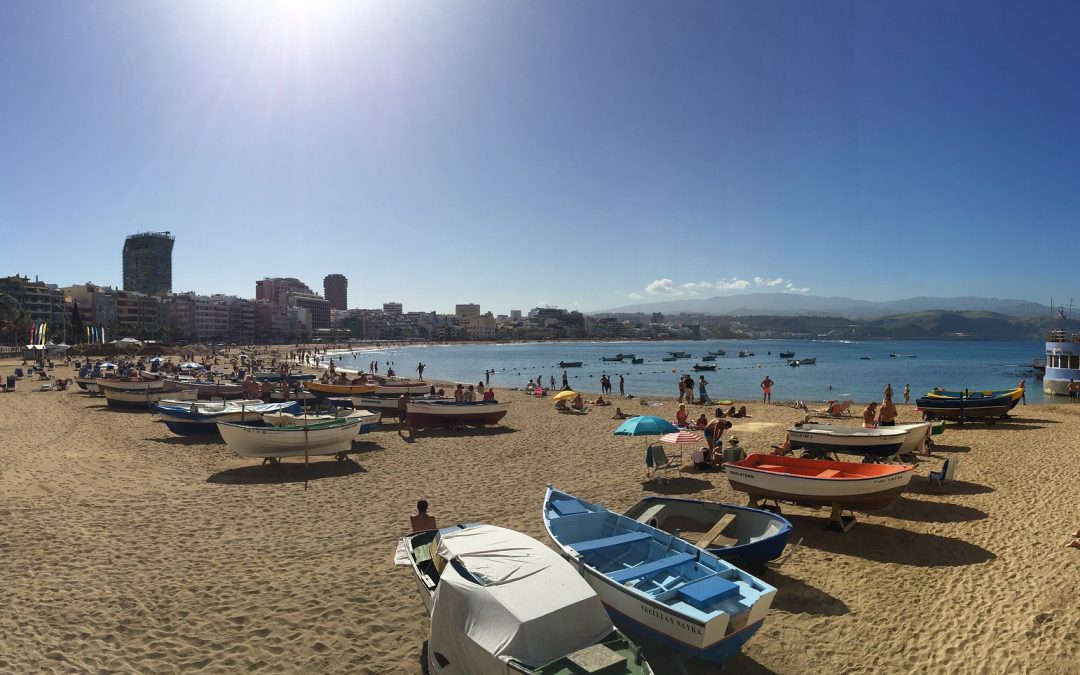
[1018,378,1026,405]
[562,370,569,390]
[1068,379,1079,401]
[550,375,556,391]
[884,383,893,401]
[677,377,686,403]
[760,376,774,403]
[878,398,898,426]
[619,375,625,397]
[698,375,711,405]
[904,384,910,405]
[417,362,425,380]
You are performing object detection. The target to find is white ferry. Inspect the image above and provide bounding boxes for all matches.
[1043,328,1080,396]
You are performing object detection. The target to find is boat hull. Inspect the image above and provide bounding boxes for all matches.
[217,418,361,458]
[406,401,509,429]
[305,382,379,398]
[371,380,430,396]
[786,424,908,459]
[163,379,247,400]
[155,401,300,435]
[102,386,196,409]
[623,497,792,565]
[915,394,1016,419]
[725,454,914,509]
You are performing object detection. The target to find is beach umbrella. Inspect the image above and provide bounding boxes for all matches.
[150,356,162,363]
[179,362,204,370]
[613,415,678,437]
[99,362,116,370]
[552,390,578,403]
[659,430,704,445]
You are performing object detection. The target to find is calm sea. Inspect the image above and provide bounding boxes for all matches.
[326,339,1046,403]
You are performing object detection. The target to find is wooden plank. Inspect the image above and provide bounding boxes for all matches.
[696,513,738,548]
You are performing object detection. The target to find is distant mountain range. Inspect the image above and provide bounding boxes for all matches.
[599,293,1052,319]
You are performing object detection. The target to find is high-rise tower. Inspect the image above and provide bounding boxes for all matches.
[123,232,174,295]
[324,274,347,311]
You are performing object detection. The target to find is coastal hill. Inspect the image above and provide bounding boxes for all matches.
[601,293,1051,319]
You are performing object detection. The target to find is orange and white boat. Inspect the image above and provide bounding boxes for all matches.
[724,454,915,510]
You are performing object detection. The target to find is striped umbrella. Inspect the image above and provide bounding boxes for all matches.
[659,430,704,445]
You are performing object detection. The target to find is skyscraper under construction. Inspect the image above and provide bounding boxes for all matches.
[122,231,174,295]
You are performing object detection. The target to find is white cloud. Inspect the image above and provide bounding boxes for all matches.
[645,279,679,295]
[631,276,806,300]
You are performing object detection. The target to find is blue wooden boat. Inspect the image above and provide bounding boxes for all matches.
[925,387,1024,402]
[622,497,792,566]
[916,392,1017,420]
[542,486,776,667]
[153,400,301,435]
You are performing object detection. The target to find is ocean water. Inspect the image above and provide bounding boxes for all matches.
[326,339,1046,404]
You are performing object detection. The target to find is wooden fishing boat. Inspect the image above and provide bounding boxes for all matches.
[738,350,754,358]
[661,356,678,362]
[403,523,653,674]
[370,378,430,396]
[724,454,914,509]
[622,497,792,566]
[616,353,636,360]
[631,357,644,364]
[692,363,717,371]
[778,351,795,359]
[924,387,1024,402]
[252,371,316,382]
[893,421,934,455]
[915,392,1017,419]
[216,416,362,461]
[557,361,583,368]
[406,400,510,429]
[667,351,691,359]
[304,381,379,398]
[701,355,716,361]
[100,383,196,409]
[543,487,776,666]
[786,422,910,460]
[708,350,726,356]
[153,400,298,435]
[263,409,380,433]
[163,378,247,400]
[93,377,164,392]
[601,356,624,362]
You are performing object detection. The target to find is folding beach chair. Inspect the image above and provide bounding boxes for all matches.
[929,458,958,487]
[647,444,682,482]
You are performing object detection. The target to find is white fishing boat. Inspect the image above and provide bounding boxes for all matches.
[372,378,431,396]
[403,524,654,674]
[892,421,934,455]
[100,383,195,409]
[725,454,915,509]
[263,409,380,433]
[153,400,298,435]
[406,400,510,429]
[216,416,362,461]
[787,422,910,460]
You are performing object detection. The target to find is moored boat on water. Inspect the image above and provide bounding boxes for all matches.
[622,497,792,566]
[601,356,624,362]
[724,454,914,509]
[542,486,776,667]
[557,360,582,368]
[778,351,794,359]
[403,523,654,674]
[692,363,717,371]
[631,357,644,364]
[406,400,510,429]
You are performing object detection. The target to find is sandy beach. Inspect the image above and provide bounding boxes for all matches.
[2,354,1078,674]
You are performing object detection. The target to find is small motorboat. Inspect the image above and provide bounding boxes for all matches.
[795,357,815,365]
[601,356,624,362]
[543,486,776,666]
[724,454,915,510]
[915,392,1018,420]
[708,350,726,356]
[558,361,583,368]
[692,363,717,371]
[406,400,510,429]
[305,381,379,398]
[778,351,795,359]
[661,357,678,362]
[738,350,755,358]
[403,523,654,674]
[631,357,644,364]
[217,416,362,462]
[702,355,716,362]
[667,351,692,359]
[623,497,792,566]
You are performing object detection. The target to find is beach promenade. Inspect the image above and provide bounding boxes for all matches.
[1,355,1078,674]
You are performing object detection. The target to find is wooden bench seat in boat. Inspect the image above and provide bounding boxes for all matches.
[607,552,695,583]
[755,464,784,471]
[571,531,652,554]
[815,469,841,478]
[677,576,740,610]
[550,498,591,516]
[696,513,738,548]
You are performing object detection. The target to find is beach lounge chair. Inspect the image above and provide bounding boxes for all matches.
[647,444,682,482]
[929,458,957,487]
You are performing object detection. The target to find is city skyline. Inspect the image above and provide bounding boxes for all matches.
[3,2,1080,314]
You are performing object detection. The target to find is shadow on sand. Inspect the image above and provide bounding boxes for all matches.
[929,443,971,454]
[879,495,988,523]
[145,435,223,446]
[785,515,995,567]
[903,476,994,496]
[755,567,850,617]
[640,476,713,495]
[207,458,366,485]
[409,426,517,439]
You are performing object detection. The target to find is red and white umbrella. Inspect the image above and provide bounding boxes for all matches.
[658,430,704,445]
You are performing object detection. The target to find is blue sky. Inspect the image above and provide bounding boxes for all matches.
[2,1,1077,314]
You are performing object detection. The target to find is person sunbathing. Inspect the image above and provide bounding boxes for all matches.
[591,395,610,406]
[612,407,629,419]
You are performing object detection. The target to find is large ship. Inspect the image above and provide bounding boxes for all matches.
[1043,328,1080,396]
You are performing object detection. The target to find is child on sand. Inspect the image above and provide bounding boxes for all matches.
[410,499,436,533]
